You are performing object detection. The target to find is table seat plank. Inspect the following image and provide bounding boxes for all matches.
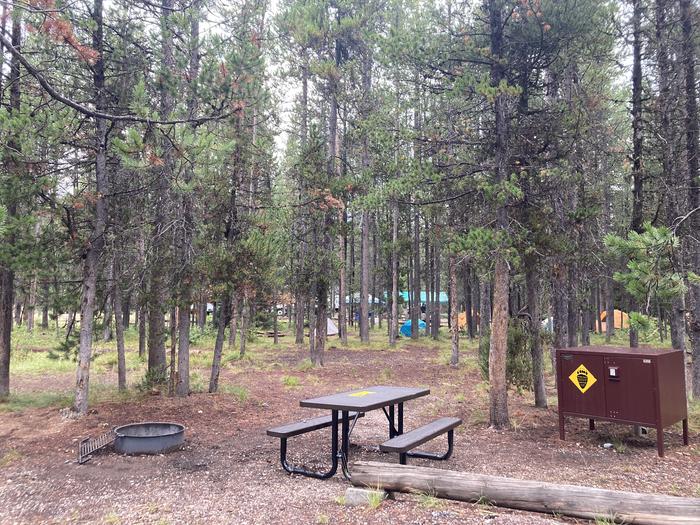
[380,417,462,453]
[267,412,363,438]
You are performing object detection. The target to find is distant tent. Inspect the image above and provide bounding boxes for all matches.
[458,312,467,329]
[600,309,629,331]
[457,311,479,330]
[400,319,426,338]
[399,291,449,304]
[327,318,339,336]
[541,317,554,333]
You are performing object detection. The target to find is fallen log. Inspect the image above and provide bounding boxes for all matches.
[351,461,700,525]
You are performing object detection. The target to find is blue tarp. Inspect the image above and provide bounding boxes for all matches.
[399,291,449,304]
[400,319,427,338]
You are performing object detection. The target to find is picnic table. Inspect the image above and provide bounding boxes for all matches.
[267,385,461,480]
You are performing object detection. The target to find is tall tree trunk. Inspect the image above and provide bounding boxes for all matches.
[526,264,547,408]
[112,258,126,391]
[681,0,700,398]
[360,210,370,343]
[0,2,21,398]
[489,259,510,428]
[73,0,109,414]
[553,265,569,368]
[411,210,421,339]
[102,264,113,342]
[25,275,36,332]
[175,0,200,397]
[479,281,491,342]
[581,286,591,346]
[147,0,176,378]
[629,0,645,349]
[228,295,238,348]
[433,244,441,339]
[41,283,49,330]
[390,201,399,346]
[487,0,510,429]
[339,211,347,345]
[208,294,230,393]
[567,271,578,347]
[449,255,459,366]
[240,297,250,357]
[122,293,130,329]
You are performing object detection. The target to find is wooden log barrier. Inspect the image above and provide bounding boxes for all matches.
[351,461,700,525]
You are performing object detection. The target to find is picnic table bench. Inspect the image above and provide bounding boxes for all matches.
[267,385,461,480]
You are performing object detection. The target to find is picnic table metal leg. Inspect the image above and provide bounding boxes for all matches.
[389,405,395,437]
[341,410,351,480]
[382,405,399,438]
[279,410,339,479]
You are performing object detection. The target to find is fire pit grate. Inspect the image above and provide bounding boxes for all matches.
[77,422,185,464]
[78,429,117,464]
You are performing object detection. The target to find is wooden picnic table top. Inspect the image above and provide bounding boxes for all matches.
[300,385,430,412]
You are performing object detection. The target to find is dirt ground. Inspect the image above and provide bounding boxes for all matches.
[1,339,698,525]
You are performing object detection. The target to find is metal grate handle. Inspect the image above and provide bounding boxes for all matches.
[78,429,117,464]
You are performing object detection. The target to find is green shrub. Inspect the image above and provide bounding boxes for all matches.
[137,367,168,391]
[479,318,532,391]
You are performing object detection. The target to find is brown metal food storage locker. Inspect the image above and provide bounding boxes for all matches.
[556,346,688,457]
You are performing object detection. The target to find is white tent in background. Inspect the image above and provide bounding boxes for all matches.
[327,318,339,336]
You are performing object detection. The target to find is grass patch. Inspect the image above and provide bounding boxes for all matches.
[334,495,346,506]
[0,391,72,412]
[469,408,488,426]
[0,449,22,467]
[103,511,121,524]
[687,400,700,433]
[282,375,301,388]
[418,492,443,509]
[296,358,314,372]
[366,490,385,509]
[594,514,622,525]
[612,438,627,454]
[377,367,392,382]
[219,384,249,402]
[190,372,207,393]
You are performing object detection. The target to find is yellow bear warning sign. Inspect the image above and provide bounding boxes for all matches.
[568,364,597,394]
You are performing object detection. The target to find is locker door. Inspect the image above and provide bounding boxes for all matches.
[604,356,656,424]
[559,353,606,417]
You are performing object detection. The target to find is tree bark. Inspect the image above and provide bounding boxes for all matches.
[111,260,127,392]
[360,210,370,342]
[174,0,200,398]
[433,243,441,340]
[147,0,176,378]
[390,201,399,346]
[351,462,700,525]
[489,259,510,428]
[411,211,421,339]
[240,297,249,357]
[526,264,547,408]
[629,0,645,349]
[0,2,21,398]
[208,294,230,393]
[449,255,459,366]
[680,0,700,398]
[73,0,109,414]
[486,0,510,429]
